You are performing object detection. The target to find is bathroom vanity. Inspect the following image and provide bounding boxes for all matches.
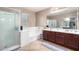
[43,28,79,50]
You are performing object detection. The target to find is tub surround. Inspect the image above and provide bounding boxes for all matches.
[20,27,43,47]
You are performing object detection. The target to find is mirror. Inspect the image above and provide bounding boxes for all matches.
[47,7,78,29]
[63,17,76,29]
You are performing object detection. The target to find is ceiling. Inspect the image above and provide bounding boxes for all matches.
[24,7,50,12]
[49,7,77,16]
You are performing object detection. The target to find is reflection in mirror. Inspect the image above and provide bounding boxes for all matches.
[63,16,76,29]
[47,19,57,28]
[47,7,78,29]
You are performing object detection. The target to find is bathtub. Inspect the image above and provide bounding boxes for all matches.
[20,27,43,47]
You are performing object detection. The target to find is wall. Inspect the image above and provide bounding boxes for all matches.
[77,9,79,29]
[21,8,36,27]
[10,7,36,27]
[36,8,51,27]
[29,12,36,27]
[77,15,79,29]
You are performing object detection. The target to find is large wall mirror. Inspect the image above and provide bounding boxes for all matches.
[47,7,79,29]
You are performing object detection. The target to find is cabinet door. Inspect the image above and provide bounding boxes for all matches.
[72,35,79,49]
[43,31,55,42]
[43,31,48,40]
[65,34,79,50]
[49,31,55,42]
[64,34,73,48]
[46,31,53,42]
[72,39,79,49]
[56,32,65,45]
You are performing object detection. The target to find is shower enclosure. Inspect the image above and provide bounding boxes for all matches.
[0,8,20,50]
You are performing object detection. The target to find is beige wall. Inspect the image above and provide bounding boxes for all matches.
[9,7,36,27]
[77,15,79,29]
[28,12,36,27]
[36,8,51,27]
[21,8,36,27]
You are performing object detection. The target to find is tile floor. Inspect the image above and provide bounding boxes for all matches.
[19,40,51,51]
[18,39,73,51]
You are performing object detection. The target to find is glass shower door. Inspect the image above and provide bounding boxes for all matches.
[0,11,20,50]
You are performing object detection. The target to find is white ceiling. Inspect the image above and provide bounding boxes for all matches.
[24,7,49,12]
[49,7,77,16]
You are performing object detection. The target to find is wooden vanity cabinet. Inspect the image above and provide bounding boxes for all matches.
[64,34,74,48]
[49,31,55,42]
[55,32,65,45]
[43,30,55,42]
[64,34,79,50]
[43,30,49,41]
[46,31,52,42]
[72,35,79,49]
[43,30,79,50]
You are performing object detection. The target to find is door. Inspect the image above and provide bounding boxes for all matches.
[71,35,79,49]
[64,34,72,47]
[0,11,20,50]
[48,31,55,42]
[43,30,49,40]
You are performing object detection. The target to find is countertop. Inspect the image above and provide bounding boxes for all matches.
[43,28,79,35]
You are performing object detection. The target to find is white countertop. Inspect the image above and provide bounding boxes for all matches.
[44,28,79,35]
[19,27,79,35]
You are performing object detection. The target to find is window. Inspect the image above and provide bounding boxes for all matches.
[21,13,29,28]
